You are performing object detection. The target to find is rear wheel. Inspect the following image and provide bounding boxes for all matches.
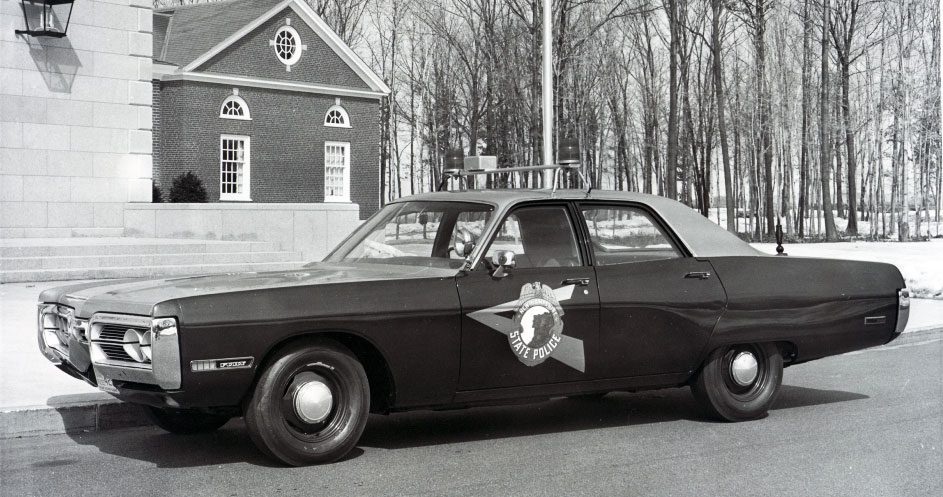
[692,342,783,421]
[245,340,369,466]
[144,406,231,434]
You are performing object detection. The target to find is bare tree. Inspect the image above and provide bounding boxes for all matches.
[819,0,839,240]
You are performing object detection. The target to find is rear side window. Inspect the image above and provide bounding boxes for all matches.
[580,205,680,265]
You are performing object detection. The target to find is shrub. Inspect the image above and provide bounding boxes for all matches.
[152,182,163,203]
[169,171,208,203]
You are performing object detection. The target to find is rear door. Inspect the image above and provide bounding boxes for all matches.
[576,202,727,378]
[456,203,599,391]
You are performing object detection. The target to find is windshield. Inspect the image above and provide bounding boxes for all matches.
[325,201,495,269]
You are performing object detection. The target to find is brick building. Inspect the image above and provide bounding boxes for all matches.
[152,0,388,218]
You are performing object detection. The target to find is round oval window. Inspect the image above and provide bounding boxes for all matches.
[273,26,302,66]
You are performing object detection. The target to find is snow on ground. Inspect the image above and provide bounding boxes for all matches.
[751,239,943,300]
[707,207,943,239]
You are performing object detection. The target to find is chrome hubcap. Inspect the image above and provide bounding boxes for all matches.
[730,351,759,386]
[293,380,333,423]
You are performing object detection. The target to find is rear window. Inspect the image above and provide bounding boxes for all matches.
[580,205,680,265]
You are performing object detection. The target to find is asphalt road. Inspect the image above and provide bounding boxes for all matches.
[2,339,940,497]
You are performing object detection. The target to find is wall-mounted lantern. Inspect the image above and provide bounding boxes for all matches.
[15,0,75,38]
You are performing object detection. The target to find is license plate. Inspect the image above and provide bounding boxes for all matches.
[95,371,119,394]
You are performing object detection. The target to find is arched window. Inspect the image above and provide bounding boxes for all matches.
[324,105,350,128]
[220,95,250,120]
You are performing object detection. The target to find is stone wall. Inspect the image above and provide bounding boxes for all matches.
[0,0,153,237]
[123,202,361,261]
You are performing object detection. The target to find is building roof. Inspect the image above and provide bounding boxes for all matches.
[153,0,390,95]
[154,0,277,66]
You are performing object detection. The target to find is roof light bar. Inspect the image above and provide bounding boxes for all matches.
[438,163,589,196]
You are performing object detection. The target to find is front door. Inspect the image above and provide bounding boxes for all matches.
[457,204,600,391]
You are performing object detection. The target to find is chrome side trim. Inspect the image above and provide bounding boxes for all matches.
[191,357,254,372]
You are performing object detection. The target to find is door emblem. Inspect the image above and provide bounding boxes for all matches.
[468,282,585,372]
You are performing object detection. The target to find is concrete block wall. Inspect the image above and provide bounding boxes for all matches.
[123,202,362,262]
[0,0,153,238]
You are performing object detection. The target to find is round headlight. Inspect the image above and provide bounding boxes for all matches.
[140,330,152,361]
[122,329,146,362]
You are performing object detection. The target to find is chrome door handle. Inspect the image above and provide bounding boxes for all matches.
[684,272,711,280]
[562,278,591,286]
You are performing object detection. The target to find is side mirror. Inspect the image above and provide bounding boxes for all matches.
[454,228,475,258]
[491,250,516,278]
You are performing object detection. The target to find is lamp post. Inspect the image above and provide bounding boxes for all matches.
[15,0,75,38]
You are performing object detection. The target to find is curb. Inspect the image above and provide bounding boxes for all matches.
[1,326,941,440]
[890,325,943,346]
[0,397,148,439]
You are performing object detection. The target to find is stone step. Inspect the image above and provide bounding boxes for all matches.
[1,251,305,270]
[0,238,278,258]
[0,261,307,283]
[0,228,126,239]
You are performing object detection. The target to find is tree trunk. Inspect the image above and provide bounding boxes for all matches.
[755,1,775,238]
[712,0,736,233]
[820,0,839,240]
[798,0,813,238]
[665,0,680,200]
[841,58,858,234]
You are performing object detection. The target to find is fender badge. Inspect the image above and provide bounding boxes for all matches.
[191,357,254,372]
[468,282,585,372]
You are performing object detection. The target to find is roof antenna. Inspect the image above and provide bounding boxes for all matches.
[775,218,787,256]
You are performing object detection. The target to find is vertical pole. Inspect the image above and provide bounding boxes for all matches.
[541,0,554,187]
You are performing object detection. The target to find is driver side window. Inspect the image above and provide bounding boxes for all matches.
[486,205,581,268]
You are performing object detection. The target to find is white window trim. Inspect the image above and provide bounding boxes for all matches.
[324,105,351,128]
[324,141,351,203]
[271,24,304,69]
[219,95,251,120]
[220,134,251,201]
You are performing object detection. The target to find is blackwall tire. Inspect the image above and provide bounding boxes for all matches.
[692,342,783,422]
[144,406,231,434]
[245,340,369,466]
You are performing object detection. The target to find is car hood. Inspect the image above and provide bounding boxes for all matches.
[40,263,459,317]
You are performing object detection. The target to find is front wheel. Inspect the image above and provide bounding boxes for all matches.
[144,406,231,434]
[245,340,370,466]
[691,342,783,422]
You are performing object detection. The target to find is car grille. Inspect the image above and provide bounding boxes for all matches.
[96,324,148,361]
[89,315,153,369]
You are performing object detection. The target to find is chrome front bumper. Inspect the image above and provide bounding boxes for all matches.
[38,305,182,390]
